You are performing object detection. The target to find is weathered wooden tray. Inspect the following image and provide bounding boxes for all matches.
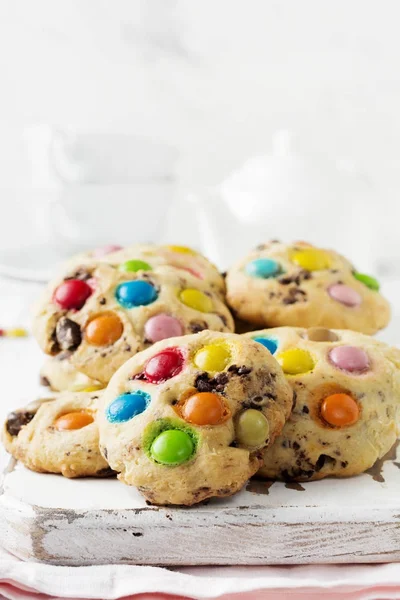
[1,446,399,566]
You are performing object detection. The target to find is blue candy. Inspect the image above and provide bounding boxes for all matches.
[116,280,158,308]
[106,390,151,423]
[245,258,281,279]
[253,336,278,355]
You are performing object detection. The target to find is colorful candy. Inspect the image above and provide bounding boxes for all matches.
[328,346,370,373]
[85,312,123,346]
[166,245,196,255]
[144,314,183,343]
[236,409,270,447]
[320,393,360,427]
[115,280,158,308]
[54,411,94,431]
[252,336,278,354]
[174,266,203,279]
[106,390,150,423]
[353,272,380,291]
[305,327,339,342]
[144,348,184,383]
[2,327,28,338]
[93,244,123,257]
[179,289,213,313]
[53,279,92,310]
[194,342,231,372]
[291,248,331,271]
[277,348,315,375]
[150,429,194,465]
[328,284,362,307]
[180,392,229,426]
[245,258,281,279]
[119,260,152,273]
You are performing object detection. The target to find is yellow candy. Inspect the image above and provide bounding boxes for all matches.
[81,384,105,392]
[277,348,315,375]
[194,343,232,372]
[6,328,28,338]
[166,245,196,255]
[236,409,270,447]
[291,248,331,271]
[179,289,213,312]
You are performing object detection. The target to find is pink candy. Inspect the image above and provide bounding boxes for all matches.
[329,346,370,373]
[144,314,183,343]
[93,244,123,257]
[328,284,362,307]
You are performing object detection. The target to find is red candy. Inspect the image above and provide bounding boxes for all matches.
[53,279,92,310]
[144,348,184,383]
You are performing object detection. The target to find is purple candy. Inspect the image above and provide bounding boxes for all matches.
[328,284,362,307]
[93,244,123,257]
[144,314,183,343]
[329,345,370,373]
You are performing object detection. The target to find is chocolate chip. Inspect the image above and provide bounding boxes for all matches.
[55,317,82,351]
[302,405,310,414]
[278,270,312,286]
[189,320,208,333]
[292,441,300,451]
[99,297,106,305]
[6,410,36,436]
[227,365,252,376]
[195,372,229,393]
[65,267,92,281]
[282,287,308,305]
[96,467,115,477]
[315,454,336,471]
[40,375,50,387]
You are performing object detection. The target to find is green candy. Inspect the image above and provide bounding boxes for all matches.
[119,259,152,273]
[353,272,380,291]
[150,429,194,465]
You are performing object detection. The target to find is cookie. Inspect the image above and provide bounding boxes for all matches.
[2,391,110,478]
[244,327,400,480]
[33,261,234,384]
[72,243,225,297]
[226,241,390,334]
[40,355,103,392]
[97,331,293,505]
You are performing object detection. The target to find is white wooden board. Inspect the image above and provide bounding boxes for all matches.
[1,446,400,566]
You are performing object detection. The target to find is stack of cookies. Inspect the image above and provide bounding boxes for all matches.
[3,240,400,506]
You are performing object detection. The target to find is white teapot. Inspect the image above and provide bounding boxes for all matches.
[190,131,376,271]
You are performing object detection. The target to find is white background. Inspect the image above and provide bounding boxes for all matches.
[0,0,400,265]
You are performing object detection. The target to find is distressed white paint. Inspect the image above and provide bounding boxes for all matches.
[1,454,400,566]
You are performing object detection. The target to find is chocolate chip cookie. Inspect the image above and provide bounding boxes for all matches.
[97,331,293,505]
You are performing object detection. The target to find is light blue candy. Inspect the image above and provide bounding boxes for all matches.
[253,336,278,355]
[245,258,281,279]
[116,280,157,308]
[106,391,151,423]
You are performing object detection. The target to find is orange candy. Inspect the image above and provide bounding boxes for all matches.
[320,393,360,427]
[180,392,229,426]
[85,312,123,346]
[54,411,94,431]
